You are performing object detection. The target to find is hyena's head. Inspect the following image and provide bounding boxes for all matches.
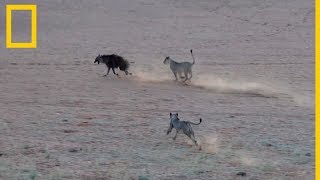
[94,54,102,64]
[163,56,171,64]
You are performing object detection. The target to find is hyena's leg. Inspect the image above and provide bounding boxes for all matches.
[124,71,132,75]
[112,68,119,76]
[173,129,180,140]
[103,67,111,76]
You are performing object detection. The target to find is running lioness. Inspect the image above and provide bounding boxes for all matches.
[166,113,202,146]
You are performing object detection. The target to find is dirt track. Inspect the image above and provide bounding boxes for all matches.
[0,0,314,179]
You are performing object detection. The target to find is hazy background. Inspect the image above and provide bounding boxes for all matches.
[0,0,314,179]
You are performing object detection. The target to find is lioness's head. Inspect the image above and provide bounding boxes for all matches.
[170,112,179,119]
[163,56,171,64]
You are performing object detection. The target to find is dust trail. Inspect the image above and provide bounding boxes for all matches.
[289,92,314,109]
[132,66,279,98]
[185,134,219,153]
[191,74,313,107]
[130,65,313,107]
[131,63,173,83]
[237,151,262,167]
[197,134,220,154]
[191,74,279,98]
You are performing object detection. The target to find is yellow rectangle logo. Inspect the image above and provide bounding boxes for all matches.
[6,4,37,48]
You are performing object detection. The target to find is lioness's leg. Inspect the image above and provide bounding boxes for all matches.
[173,129,180,140]
[178,72,184,80]
[192,133,198,145]
[167,124,173,135]
[183,71,189,82]
[186,132,197,145]
[173,72,178,81]
[188,71,192,80]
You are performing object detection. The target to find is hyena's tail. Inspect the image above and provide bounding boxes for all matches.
[189,118,202,125]
[190,49,195,64]
[119,58,130,71]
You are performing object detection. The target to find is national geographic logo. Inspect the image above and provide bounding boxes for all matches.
[6,4,37,48]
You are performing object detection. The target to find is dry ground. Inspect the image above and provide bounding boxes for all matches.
[0,0,314,179]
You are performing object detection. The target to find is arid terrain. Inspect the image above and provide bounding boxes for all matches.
[0,0,314,179]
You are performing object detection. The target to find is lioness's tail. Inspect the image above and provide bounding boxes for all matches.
[190,49,195,64]
[189,118,202,125]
